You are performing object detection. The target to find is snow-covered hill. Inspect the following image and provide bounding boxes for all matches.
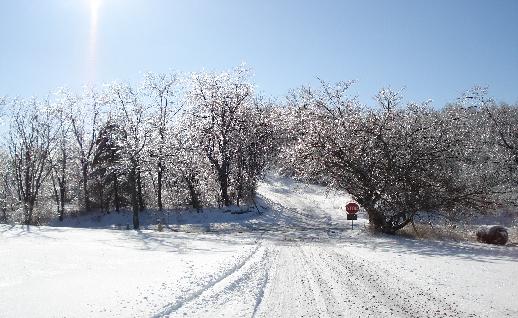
[1,176,517,317]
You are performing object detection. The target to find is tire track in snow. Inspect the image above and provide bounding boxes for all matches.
[152,243,262,318]
[298,244,337,318]
[299,244,361,317]
[156,243,274,317]
[250,246,277,318]
[307,245,402,316]
[171,245,272,317]
[315,246,470,317]
[254,244,329,318]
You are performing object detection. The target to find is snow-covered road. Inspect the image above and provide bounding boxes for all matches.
[159,242,517,318]
[1,176,517,317]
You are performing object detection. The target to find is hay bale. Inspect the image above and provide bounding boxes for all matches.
[476,225,509,245]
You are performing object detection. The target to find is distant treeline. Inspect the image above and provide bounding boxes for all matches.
[0,67,516,233]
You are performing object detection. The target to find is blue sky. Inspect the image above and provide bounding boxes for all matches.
[1,0,517,107]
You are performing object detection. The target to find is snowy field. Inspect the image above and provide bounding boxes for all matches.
[1,176,517,317]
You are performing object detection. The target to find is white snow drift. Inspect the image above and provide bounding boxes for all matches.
[1,176,517,317]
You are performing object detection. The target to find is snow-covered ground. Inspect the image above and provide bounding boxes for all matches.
[1,175,517,317]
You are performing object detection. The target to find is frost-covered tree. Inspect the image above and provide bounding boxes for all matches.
[0,151,16,223]
[0,98,10,222]
[3,67,514,228]
[489,105,518,166]
[462,86,518,173]
[90,121,130,212]
[66,88,103,211]
[49,92,72,221]
[141,71,181,211]
[486,104,518,198]
[231,98,276,205]
[106,82,151,229]
[166,117,208,210]
[285,82,503,233]
[186,66,255,206]
[7,98,58,225]
[459,87,518,205]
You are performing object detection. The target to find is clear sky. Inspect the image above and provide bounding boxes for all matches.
[1,0,517,107]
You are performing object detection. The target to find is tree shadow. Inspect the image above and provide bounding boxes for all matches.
[0,224,68,240]
[98,228,258,254]
[350,233,518,264]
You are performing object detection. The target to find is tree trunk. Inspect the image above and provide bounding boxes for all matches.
[157,160,163,212]
[218,171,231,207]
[185,173,201,211]
[23,205,29,225]
[99,182,105,213]
[217,158,232,207]
[114,174,120,212]
[51,174,60,220]
[364,204,415,234]
[235,154,245,207]
[81,163,90,211]
[23,203,29,225]
[130,164,139,230]
[137,165,144,212]
[364,205,385,232]
[1,206,6,223]
[59,148,66,221]
[24,200,35,225]
[1,192,7,223]
[59,184,65,221]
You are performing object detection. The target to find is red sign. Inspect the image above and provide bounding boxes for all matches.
[345,202,359,214]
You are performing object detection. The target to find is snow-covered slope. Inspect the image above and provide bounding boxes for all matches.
[1,176,517,317]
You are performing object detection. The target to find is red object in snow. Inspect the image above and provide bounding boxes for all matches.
[345,202,359,214]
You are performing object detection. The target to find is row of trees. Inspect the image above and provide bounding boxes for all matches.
[276,83,517,233]
[1,67,516,233]
[0,66,275,229]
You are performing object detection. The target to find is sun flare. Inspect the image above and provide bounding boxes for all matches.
[90,0,101,25]
[87,0,102,84]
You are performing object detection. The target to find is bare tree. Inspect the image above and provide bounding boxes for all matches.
[461,87,517,203]
[169,114,209,210]
[90,120,129,212]
[66,88,102,211]
[8,98,57,225]
[49,95,71,221]
[187,66,254,206]
[142,72,180,212]
[107,83,150,229]
[287,82,501,233]
[0,151,15,223]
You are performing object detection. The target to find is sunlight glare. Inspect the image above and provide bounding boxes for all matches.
[90,0,101,27]
[87,0,102,85]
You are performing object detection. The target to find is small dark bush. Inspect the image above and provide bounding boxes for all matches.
[476,226,509,245]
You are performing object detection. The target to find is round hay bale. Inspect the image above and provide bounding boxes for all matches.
[476,225,508,245]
